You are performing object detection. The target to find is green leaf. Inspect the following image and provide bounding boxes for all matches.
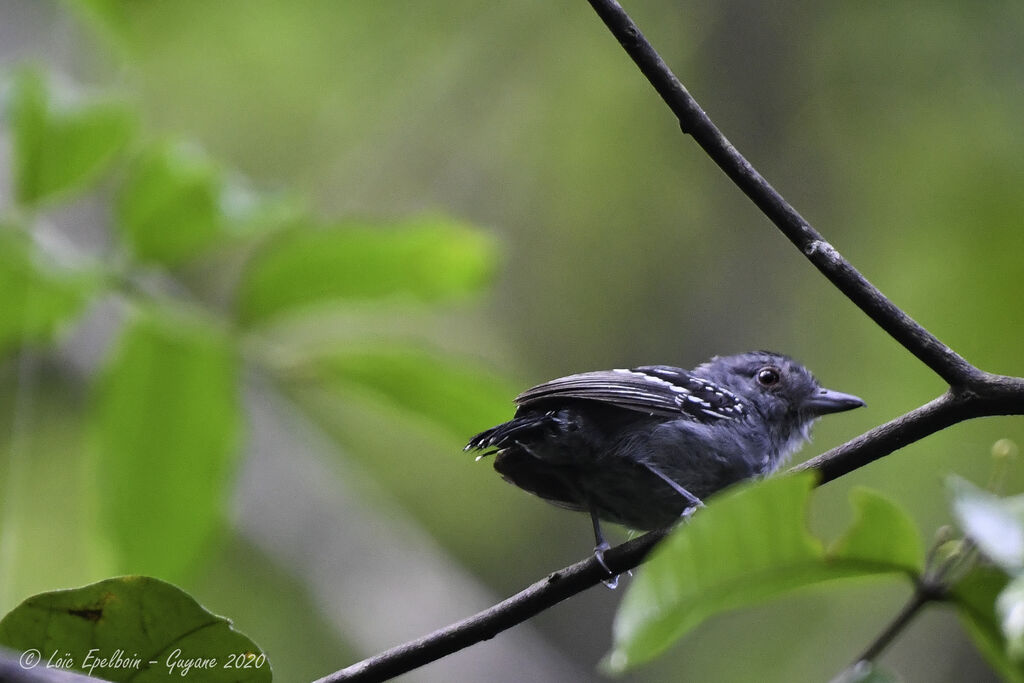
[607,475,922,672]
[953,567,1024,683]
[116,142,225,265]
[0,576,271,681]
[235,217,497,325]
[949,475,1024,572]
[93,311,240,578]
[300,345,516,440]
[0,226,98,356]
[8,68,136,206]
[829,487,924,573]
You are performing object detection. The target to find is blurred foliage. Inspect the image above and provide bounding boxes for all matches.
[9,68,134,206]
[92,309,240,578]
[0,0,1022,681]
[292,344,514,439]
[116,142,232,265]
[950,474,1024,673]
[0,56,507,680]
[0,226,98,354]
[954,568,1024,683]
[192,534,357,683]
[236,217,497,325]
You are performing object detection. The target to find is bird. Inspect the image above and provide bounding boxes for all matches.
[466,351,864,572]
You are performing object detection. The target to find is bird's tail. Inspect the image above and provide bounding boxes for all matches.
[465,412,559,456]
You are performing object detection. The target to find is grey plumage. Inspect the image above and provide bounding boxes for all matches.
[466,351,864,560]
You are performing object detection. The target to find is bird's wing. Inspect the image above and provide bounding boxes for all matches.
[514,365,746,421]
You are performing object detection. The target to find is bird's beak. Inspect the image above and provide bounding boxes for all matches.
[802,388,865,416]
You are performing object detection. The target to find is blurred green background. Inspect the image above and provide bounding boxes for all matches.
[1,0,1023,681]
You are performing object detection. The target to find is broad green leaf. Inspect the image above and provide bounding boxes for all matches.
[0,576,270,681]
[301,345,516,440]
[8,68,135,206]
[607,475,922,671]
[953,567,1024,683]
[94,311,240,578]
[0,227,98,356]
[116,142,225,265]
[949,475,1024,571]
[235,217,497,325]
[829,487,924,573]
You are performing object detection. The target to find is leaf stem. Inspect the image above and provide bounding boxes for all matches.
[854,582,943,665]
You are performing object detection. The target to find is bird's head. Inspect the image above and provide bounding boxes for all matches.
[693,350,865,447]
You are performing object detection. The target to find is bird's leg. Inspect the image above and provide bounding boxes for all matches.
[642,462,704,517]
[590,505,612,571]
[589,505,619,589]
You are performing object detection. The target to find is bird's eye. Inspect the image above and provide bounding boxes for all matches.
[756,366,781,387]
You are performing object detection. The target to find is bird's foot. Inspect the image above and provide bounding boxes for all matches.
[594,541,612,572]
[594,542,620,589]
[680,501,705,521]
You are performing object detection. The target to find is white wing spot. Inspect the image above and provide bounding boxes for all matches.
[613,368,747,418]
[615,369,676,388]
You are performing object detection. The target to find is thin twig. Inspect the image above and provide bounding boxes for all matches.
[853,582,943,665]
[848,542,961,672]
[798,382,1024,484]
[313,530,667,683]
[583,0,977,388]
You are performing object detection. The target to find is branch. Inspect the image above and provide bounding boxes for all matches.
[313,530,667,683]
[857,590,934,663]
[583,0,977,388]
[848,581,942,670]
[794,379,1024,484]
[314,2,1024,681]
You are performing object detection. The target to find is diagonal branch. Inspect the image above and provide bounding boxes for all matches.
[314,1,1024,681]
[798,379,1024,483]
[314,530,667,683]
[584,0,977,388]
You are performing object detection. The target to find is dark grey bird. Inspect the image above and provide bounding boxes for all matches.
[466,351,864,570]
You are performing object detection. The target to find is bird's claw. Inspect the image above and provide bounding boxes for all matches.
[680,501,705,521]
[594,541,612,573]
[594,542,621,589]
